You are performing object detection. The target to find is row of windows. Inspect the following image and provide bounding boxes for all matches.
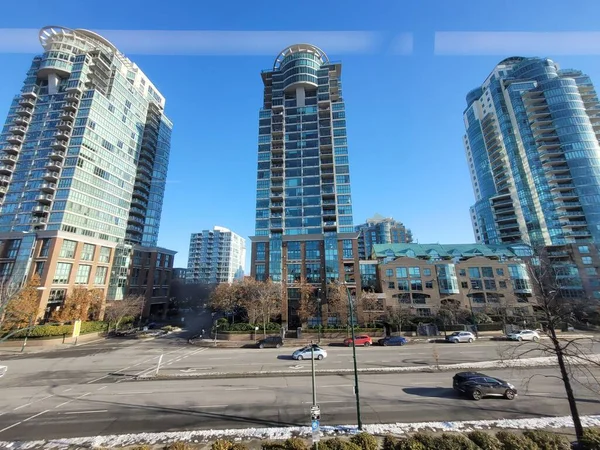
[53,262,108,285]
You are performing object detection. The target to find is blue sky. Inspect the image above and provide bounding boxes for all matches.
[1,0,600,270]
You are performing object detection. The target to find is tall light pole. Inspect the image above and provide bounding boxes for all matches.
[466,289,478,338]
[343,281,363,430]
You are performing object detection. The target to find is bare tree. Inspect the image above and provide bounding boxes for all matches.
[325,281,348,326]
[500,246,600,445]
[0,277,21,331]
[209,283,236,319]
[357,291,380,327]
[295,277,317,326]
[254,278,282,336]
[384,305,414,334]
[104,295,145,331]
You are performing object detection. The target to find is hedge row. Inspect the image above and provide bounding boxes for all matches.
[3,321,107,339]
[215,321,281,332]
[194,428,600,450]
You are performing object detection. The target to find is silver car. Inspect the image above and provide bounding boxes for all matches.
[292,345,327,360]
[446,331,476,343]
[507,330,540,342]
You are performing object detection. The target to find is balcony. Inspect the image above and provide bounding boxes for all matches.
[19,96,35,107]
[30,217,47,225]
[132,190,149,201]
[40,182,57,192]
[14,115,30,126]
[32,205,50,215]
[15,107,33,116]
[0,185,6,194]
[36,193,53,204]
[556,201,582,209]
[57,120,73,130]
[66,82,84,93]
[9,125,27,135]
[65,92,81,103]
[270,202,283,210]
[0,164,14,175]
[0,175,10,184]
[1,154,18,164]
[323,221,337,230]
[55,129,71,140]
[7,135,24,144]
[43,171,60,182]
[51,140,68,150]
[60,111,76,121]
[63,102,78,112]
[128,215,145,226]
[46,159,63,171]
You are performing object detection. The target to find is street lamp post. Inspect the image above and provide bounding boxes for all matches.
[316,288,323,344]
[466,290,478,338]
[343,282,363,430]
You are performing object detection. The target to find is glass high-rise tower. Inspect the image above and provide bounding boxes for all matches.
[0,26,172,316]
[249,44,360,328]
[355,214,413,260]
[464,57,600,248]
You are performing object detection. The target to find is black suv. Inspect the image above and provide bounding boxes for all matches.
[452,372,517,401]
[257,335,283,349]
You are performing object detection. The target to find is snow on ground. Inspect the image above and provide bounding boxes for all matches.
[148,354,600,379]
[2,414,600,449]
[0,365,6,378]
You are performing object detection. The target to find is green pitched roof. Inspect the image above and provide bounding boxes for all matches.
[371,243,523,259]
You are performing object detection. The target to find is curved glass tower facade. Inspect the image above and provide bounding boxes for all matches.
[464,57,600,248]
[250,44,359,328]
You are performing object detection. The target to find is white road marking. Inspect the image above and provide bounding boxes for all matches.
[320,384,354,388]
[302,400,346,404]
[22,410,49,422]
[63,410,107,415]
[0,421,22,433]
[55,401,74,409]
[13,395,54,411]
[96,386,108,391]
[63,388,72,393]
[225,387,259,391]
[195,404,228,408]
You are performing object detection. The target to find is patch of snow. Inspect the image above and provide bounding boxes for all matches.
[2,415,600,449]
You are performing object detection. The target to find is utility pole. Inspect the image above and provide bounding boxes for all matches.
[20,313,35,353]
[310,345,320,447]
[344,282,363,430]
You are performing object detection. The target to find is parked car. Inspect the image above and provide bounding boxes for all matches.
[257,335,283,349]
[292,345,327,360]
[378,336,408,346]
[453,371,517,401]
[507,329,540,342]
[446,331,476,343]
[343,335,372,347]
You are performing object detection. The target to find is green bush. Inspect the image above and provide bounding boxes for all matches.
[350,432,378,450]
[395,437,426,450]
[412,432,437,449]
[315,438,361,450]
[166,442,191,450]
[523,430,570,450]
[230,444,248,450]
[496,431,539,450]
[5,321,107,339]
[434,433,479,450]
[262,442,286,450]
[467,431,503,450]
[580,427,600,450]
[229,323,257,332]
[162,325,177,332]
[284,437,309,450]
[130,446,151,450]
[382,435,397,450]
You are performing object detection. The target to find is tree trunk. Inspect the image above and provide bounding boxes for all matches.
[549,324,584,443]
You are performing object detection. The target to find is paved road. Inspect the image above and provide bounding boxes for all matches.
[0,367,599,442]
[2,335,599,385]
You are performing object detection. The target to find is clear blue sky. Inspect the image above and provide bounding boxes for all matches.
[1,0,599,270]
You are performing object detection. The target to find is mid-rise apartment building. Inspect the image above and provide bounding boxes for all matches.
[249,44,360,328]
[186,226,245,284]
[0,26,173,318]
[355,213,412,260]
[372,243,535,318]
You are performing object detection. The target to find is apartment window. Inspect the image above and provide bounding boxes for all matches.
[484,279,497,290]
[385,269,393,277]
[499,280,507,289]
[411,280,423,291]
[585,267,597,276]
[397,280,409,291]
[425,281,433,289]
[594,291,600,299]
[481,267,493,278]
[80,243,95,261]
[99,246,111,263]
[468,267,481,278]
[39,239,51,257]
[75,265,91,284]
[461,281,468,289]
[470,279,482,289]
[53,262,72,284]
[496,268,504,276]
[582,256,593,265]
[6,240,20,258]
[459,269,466,276]
[59,240,77,258]
[579,246,590,254]
[423,268,431,277]
[256,243,266,262]
[48,289,66,305]
[34,261,45,276]
[396,267,407,278]
[0,262,14,279]
[409,267,420,278]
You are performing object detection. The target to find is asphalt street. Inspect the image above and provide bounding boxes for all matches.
[1,367,599,441]
[1,335,599,442]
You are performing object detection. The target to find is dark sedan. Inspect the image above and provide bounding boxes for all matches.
[378,336,408,346]
[453,372,517,401]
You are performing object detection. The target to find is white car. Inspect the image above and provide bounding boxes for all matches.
[446,331,476,343]
[507,330,540,342]
[292,345,327,360]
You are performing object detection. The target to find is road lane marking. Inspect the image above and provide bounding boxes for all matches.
[0,421,22,433]
[302,400,346,404]
[63,410,108,415]
[13,395,54,411]
[225,387,259,391]
[195,404,228,408]
[63,388,72,393]
[22,410,50,422]
[96,386,108,391]
[55,401,74,408]
[321,384,353,388]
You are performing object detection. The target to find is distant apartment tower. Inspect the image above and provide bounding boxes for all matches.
[249,44,360,328]
[355,213,413,260]
[186,226,246,284]
[0,26,172,318]
[464,57,600,248]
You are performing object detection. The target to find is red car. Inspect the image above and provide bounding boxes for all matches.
[343,335,372,347]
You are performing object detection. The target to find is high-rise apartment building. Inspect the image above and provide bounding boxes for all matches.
[249,44,360,328]
[464,57,600,248]
[186,226,246,285]
[355,213,413,260]
[0,26,172,317]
